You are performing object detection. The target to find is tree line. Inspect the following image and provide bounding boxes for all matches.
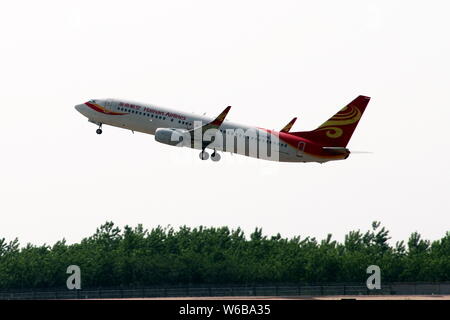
[0,221,448,289]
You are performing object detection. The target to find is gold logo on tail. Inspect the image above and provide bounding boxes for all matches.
[315,105,362,138]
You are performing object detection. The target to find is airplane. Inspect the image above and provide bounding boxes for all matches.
[74,95,370,163]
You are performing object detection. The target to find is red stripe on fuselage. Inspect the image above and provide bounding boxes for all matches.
[85,102,128,115]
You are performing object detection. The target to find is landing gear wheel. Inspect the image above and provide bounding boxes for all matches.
[211,151,221,162]
[199,150,209,160]
[96,123,103,135]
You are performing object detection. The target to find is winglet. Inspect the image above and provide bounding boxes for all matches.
[189,106,232,150]
[210,106,231,127]
[280,117,297,133]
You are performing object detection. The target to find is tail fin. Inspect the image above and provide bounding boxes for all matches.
[291,95,370,147]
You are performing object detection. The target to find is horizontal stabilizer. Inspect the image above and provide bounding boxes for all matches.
[322,147,349,151]
[322,146,350,155]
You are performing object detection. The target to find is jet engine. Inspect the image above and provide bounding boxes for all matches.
[155,128,189,147]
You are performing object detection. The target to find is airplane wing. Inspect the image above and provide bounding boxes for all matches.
[280,117,297,133]
[189,106,231,150]
[191,106,231,133]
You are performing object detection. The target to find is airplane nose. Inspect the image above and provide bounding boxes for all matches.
[75,103,89,117]
[75,104,84,113]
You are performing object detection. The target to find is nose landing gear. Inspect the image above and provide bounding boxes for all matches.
[96,124,103,135]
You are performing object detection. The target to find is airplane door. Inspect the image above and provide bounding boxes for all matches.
[297,141,306,157]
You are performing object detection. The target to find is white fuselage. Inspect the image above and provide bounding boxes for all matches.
[75,98,326,163]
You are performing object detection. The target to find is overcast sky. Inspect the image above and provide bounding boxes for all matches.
[0,0,449,246]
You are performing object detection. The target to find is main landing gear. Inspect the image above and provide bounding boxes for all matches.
[199,150,209,160]
[211,150,221,162]
[199,149,221,162]
[96,124,103,135]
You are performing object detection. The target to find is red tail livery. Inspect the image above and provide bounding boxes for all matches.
[291,95,370,147]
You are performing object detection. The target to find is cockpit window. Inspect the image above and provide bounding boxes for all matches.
[88,99,97,103]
